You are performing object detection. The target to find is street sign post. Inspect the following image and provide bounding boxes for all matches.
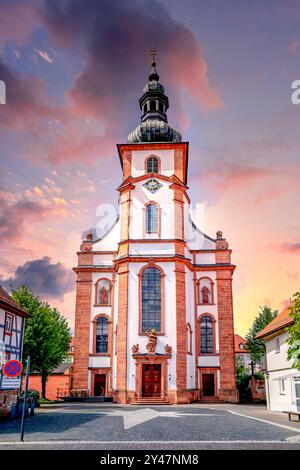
[20,355,30,442]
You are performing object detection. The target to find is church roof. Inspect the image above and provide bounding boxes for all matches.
[127,57,182,144]
[256,306,294,339]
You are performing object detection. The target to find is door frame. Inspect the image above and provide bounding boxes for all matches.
[198,368,218,399]
[133,354,171,400]
[90,368,111,397]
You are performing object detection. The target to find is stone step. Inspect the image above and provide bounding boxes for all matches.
[131,397,171,405]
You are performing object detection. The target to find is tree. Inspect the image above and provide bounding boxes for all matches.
[245,305,278,364]
[12,285,71,399]
[287,292,300,371]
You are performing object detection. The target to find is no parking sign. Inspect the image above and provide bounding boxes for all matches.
[3,359,23,378]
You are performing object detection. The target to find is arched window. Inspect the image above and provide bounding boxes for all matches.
[200,316,213,353]
[158,101,164,112]
[96,317,108,353]
[146,203,158,233]
[95,279,111,305]
[141,267,161,333]
[147,156,159,173]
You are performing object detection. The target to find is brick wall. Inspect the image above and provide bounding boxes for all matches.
[72,270,92,392]
[175,261,187,402]
[216,268,239,403]
[115,263,129,403]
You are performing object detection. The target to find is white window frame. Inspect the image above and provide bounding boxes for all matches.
[279,379,286,395]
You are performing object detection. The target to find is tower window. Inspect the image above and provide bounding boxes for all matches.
[146,156,159,173]
[96,317,108,353]
[141,267,161,332]
[143,104,147,114]
[146,203,158,233]
[158,102,164,112]
[200,316,214,353]
[150,100,156,110]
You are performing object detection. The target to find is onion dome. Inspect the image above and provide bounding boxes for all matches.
[127,58,182,143]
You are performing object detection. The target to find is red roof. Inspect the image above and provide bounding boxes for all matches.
[256,306,294,339]
[234,334,247,353]
[0,286,29,317]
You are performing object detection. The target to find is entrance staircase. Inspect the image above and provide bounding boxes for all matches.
[131,396,171,406]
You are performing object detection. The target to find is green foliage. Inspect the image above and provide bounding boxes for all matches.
[287,292,300,371]
[12,285,71,398]
[245,305,278,363]
[254,371,265,380]
[236,356,251,387]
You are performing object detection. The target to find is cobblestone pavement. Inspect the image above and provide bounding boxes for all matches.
[0,403,300,450]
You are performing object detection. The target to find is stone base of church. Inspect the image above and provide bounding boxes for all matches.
[112,388,200,404]
[219,387,239,403]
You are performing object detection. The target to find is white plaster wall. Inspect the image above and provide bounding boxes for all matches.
[186,268,195,389]
[267,371,299,412]
[129,243,174,256]
[131,149,175,178]
[126,261,177,390]
[194,252,215,265]
[93,254,114,266]
[196,271,219,352]
[198,356,220,367]
[187,218,216,251]
[89,272,113,354]
[129,180,175,239]
[89,356,110,368]
[93,219,120,251]
[266,332,293,371]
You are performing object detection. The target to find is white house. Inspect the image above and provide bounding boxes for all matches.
[0,286,29,415]
[256,306,300,412]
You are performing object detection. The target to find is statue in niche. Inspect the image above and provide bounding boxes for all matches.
[146,330,157,354]
[100,286,108,304]
[201,285,210,304]
[132,344,139,354]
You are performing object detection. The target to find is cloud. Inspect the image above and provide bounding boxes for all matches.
[195,162,270,191]
[1,256,74,300]
[0,0,40,51]
[0,189,47,241]
[279,242,300,253]
[0,59,64,129]
[41,0,220,150]
[35,49,53,64]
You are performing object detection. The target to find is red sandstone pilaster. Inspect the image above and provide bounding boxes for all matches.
[72,270,92,392]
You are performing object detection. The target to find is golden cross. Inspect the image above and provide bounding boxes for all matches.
[149,48,158,63]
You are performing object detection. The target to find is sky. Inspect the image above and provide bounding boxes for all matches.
[0,0,299,336]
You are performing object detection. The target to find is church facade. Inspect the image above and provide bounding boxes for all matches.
[72,60,238,404]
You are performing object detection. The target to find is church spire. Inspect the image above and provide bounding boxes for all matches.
[127,50,182,144]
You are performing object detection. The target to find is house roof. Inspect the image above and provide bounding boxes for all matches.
[234,334,247,353]
[255,306,294,339]
[0,286,30,317]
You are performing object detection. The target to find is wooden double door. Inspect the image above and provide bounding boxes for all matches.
[142,364,161,397]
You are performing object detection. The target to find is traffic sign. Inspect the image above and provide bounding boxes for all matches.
[1,377,21,389]
[3,359,23,378]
